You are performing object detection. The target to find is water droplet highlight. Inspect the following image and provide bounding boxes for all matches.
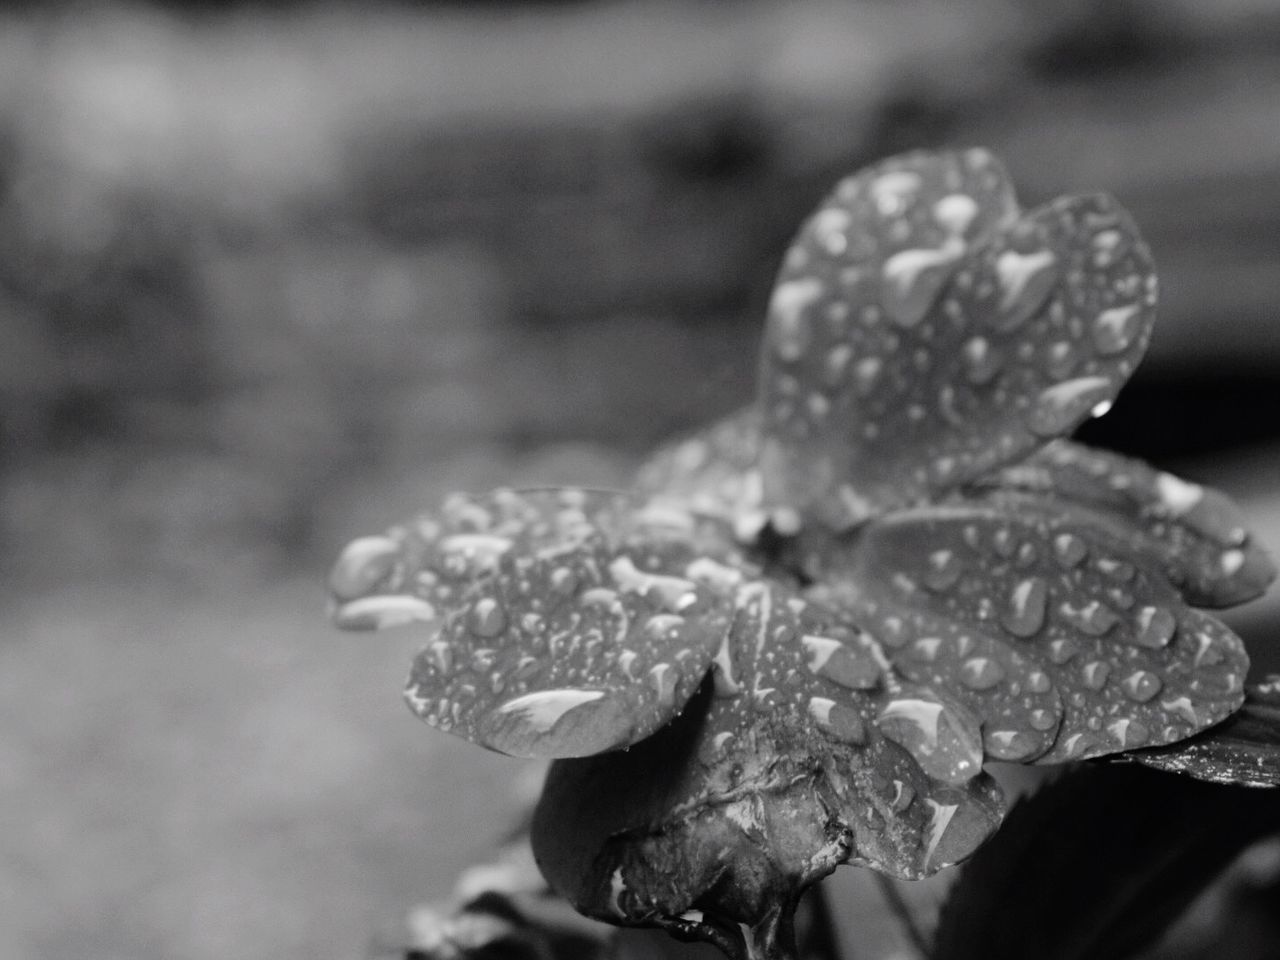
[994,249,1057,329]
[1002,577,1048,638]
[1025,376,1114,437]
[1092,304,1142,355]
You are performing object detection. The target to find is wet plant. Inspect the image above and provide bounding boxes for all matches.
[328,149,1280,960]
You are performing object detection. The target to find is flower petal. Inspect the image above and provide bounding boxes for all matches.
[532,578,1004,949]
[974,440,1276,607]
[329,488,750,757]
[759,149,1155,529]
[821,499,1248,764]
[632,407,766,536]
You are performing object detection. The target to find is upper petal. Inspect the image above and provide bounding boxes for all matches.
[759,149,1156,529]
[328,488,750,757]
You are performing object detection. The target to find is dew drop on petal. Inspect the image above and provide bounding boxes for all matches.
[882,242,962,328]
[1107,717,1150,749]
[985,729,1037,761]
[1092,304,1143,355]
[877,696,984,784]
[1027,670,1051,694]
[934,194,979,236]
[960,656,1006,691]
[1060,600,1119,637]
[1081,660,1112,690]
[1029,708,1058,731]
[1001,577,1048,638]
[824,343,854,386]
[1133,605,1177,649]
[801,634,881,690]
[994,249,1057,329]
[769,278,824,361]
[1052,532,1088,568]
[923,549,963,591]
[853,356,884,397]
[1121,670,1162,703]
[961,335,1002,386]
[1049,638,1080,664]
[469,597,508,638]
[808,696,868,745]
[1025,376,1114,437]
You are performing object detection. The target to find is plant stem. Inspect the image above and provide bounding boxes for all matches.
[873,873,932,959]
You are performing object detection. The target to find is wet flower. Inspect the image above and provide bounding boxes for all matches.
[328,149,1274,960]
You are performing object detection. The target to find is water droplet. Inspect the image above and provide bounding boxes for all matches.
[515,656,541,681]
[992,528,1016,558]
[994,249,1057,329]
[923,550,962,591]
[1025,376,1114,437]
[1015,542,1038,568]
[482,689,619,757]
[1155,472,1204,515]
[1001,577,1048,638]
[1162,696,1199,725]
[470,647,498,672]
[428,640,454,676]
[1060,599,1119,636]
[1110,718,1150,748]
[985,729,1037,761]
[1095,558,1135,582]
[333,595,437,631]
[649,663,679,707]
[769,278,824,361]
[1049,638,1080,663]
[811,208,852,256]
[1053,532,1088,568]
[961,336,1002,385]
[960,656,1006,690]
[824,344,853,386]
[911,637,943,662]
[329,535,402,601]
[801,634,881,690]
[1092,304,1142,355]
[882,241,963,328]
[469,597,508,638]
[1081,660,1112,690]
[934,194,979,235]
[1027,670,1051,693]
[853,356,883,396]
[1221,549,1246,576]
[870,170,922,216]
[1132,605,1176,649]
[808,696,867,745]
[1029,708,1057,731]
[1045,340,1079,380]
[877,696,984,784]
[550,568,578,596]
[1121,670,1162,703]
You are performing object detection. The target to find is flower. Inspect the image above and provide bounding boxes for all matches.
[328,149,1274,958]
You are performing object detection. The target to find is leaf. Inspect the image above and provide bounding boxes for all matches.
[758,149,1156,530]
[329,488,755,757]
[973,440,1276,607]
[933,763,1280,960]
[1126,676,1280,787]
[813,497,1249,764]
[531,579,1004,959]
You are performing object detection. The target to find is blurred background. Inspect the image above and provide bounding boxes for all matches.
[3,1,1280,958]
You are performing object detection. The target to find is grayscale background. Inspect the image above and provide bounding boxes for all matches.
[2,2,1279,958]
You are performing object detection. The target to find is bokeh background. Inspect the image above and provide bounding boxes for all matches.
[3,1,1280,958]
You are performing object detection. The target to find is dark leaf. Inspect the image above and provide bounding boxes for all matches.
[1126,676,1280,787]
[933,763,1280,960]
[973,440,1276,607]
[758,149,1156,530]
[812,497,1249,763]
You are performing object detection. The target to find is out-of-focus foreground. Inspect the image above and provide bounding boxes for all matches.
[2,2,1280,959]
